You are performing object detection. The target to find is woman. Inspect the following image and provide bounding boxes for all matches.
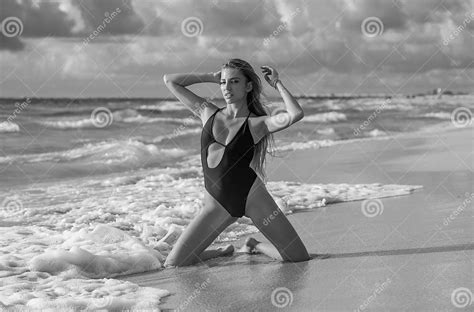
[163,58,309,267]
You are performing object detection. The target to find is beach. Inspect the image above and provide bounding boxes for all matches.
[0,96,472,310]
[2,0,474,309]
[122,126,473,311]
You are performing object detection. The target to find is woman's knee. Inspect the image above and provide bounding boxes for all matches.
[277,235,310,262]
[281,246,310,262]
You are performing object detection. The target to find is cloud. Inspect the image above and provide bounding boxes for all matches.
[339,0,408,33]
[0,0,76,38]
[73,0,145,35]
[0,0,472,96]
[0,0,148,50]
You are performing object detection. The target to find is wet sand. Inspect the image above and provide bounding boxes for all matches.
[122,126,473,311]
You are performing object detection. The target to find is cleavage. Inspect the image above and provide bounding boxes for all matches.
[207,116,246,168]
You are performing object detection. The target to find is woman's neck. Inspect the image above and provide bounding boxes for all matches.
[223,102,250,119]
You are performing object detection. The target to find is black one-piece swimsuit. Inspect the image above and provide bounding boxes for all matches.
[201,107,257,217]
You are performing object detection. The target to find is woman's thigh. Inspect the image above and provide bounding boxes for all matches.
[245,179,309,262]
[165,190,238,267]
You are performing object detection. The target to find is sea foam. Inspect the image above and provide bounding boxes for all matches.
[0,121,20,133]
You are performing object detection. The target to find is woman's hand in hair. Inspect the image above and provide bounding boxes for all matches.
[261,65,280,89]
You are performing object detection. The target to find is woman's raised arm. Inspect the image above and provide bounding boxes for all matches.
[163,72,220,121]
[261,65,304,134]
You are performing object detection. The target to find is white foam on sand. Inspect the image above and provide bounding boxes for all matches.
[367,129,387,137]
[275,133,398,152]
[316,127,335,135]
[152,127,201,143]
[0,121,20,133]
[0,163,422,310]
[150,101,188,112]
[276,139,338,151]
[266,181,422,213]
[302,112,347,123]
[0,225,169,310]
[36,108,201,129]
[0,139,189,165]
[421,112,451,119]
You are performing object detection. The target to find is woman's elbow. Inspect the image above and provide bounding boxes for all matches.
[292,111,304,123]
[163,74,170,85]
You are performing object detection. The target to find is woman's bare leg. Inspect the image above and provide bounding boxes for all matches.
[244,179,310,262]
[164,191,238,267]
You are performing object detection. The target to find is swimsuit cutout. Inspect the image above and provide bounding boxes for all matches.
[201,107,257,217]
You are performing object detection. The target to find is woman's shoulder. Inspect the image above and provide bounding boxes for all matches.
[200,100,220,125]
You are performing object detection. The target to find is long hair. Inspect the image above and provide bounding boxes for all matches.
[221,58,276,182]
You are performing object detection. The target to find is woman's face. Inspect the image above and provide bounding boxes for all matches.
[220,67,252,104]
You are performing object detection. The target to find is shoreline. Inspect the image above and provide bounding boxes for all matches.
[122,125,473,311]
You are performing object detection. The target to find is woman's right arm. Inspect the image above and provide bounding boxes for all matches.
[163,72,220,122]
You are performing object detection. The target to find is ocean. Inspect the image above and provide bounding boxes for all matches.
[0,94,472,309]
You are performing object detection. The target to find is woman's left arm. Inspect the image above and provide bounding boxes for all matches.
[261,65,304,133]
[275,80,304,120]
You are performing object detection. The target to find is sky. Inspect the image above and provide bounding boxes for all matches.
[0,0,473,98]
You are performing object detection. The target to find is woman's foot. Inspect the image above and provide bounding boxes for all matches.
[216,244,234,257]
[239,237,261,254]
